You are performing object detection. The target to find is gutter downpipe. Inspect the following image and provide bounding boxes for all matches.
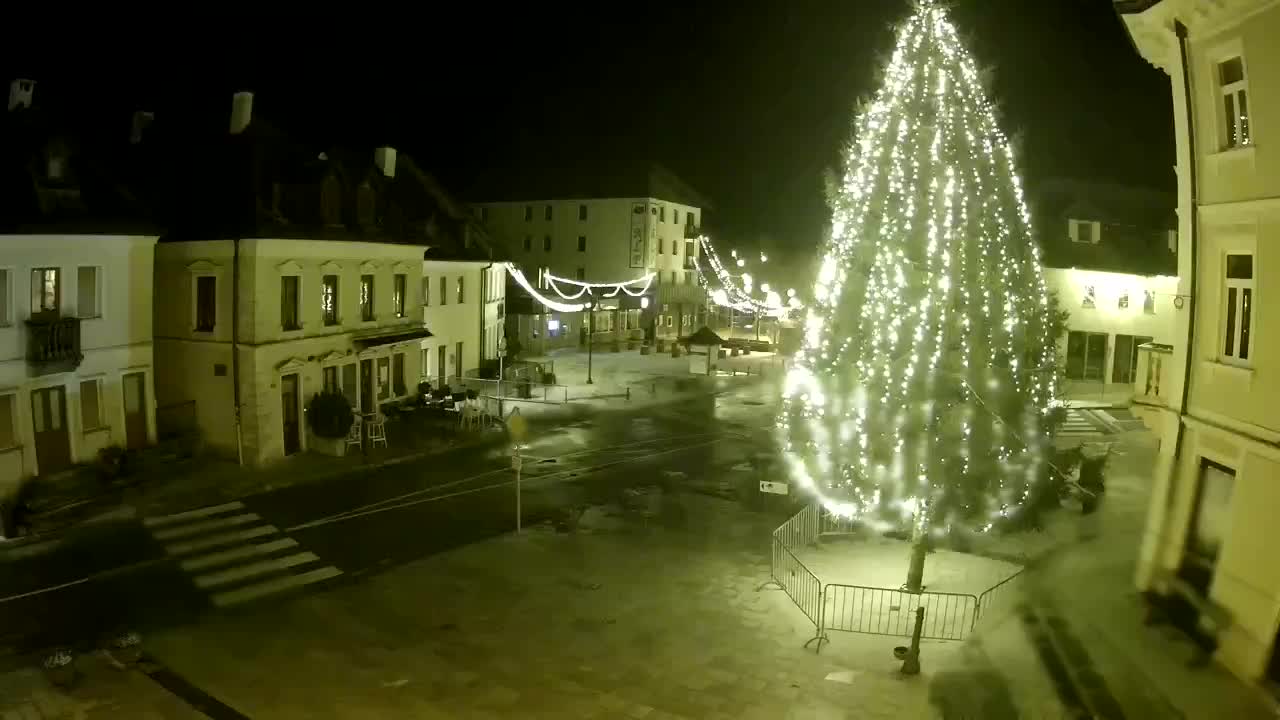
[1157,19,1198,558]
[233,237,244,467]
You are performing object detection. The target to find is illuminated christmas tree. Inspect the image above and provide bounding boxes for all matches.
[778,0,1064,591]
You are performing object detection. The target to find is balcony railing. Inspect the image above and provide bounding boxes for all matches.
[25,315,82,375]
[683,224,701,240]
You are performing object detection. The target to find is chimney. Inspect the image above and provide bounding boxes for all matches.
[374,146,397,178]
[8,78,35,111]
[230,91,253,135]
[130,111,155,144]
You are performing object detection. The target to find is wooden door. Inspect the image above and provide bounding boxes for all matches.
[281,373,301,456]
[122,372,148,450]
[31,386,71,475]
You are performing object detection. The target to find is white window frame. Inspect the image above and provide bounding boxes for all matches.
[0,267,12,326]
[280,272,302,332]
[1070,219,1099,244]
[192,273,218,333]
[1221,252,1255,366]
[1081,285,1096,309]
[76,265,103,319]
[80,377,106,431]
[0,391,19,450]
[1216,53,1252,149]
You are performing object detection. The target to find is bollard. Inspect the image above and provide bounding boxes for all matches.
[898,606,925,675]
[626,386,631,400]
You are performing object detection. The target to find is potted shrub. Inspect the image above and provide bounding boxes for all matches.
[110,631,142,665]
[640,344,651,356]
[656,338,667,353]
[43,649,76,688]
[671,343,683,358]
[307,392,355,457]
[96,445,131,484]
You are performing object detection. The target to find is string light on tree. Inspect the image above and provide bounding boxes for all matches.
[776,0,1063,592]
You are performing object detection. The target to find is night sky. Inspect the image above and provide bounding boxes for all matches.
[12,0,1171,275]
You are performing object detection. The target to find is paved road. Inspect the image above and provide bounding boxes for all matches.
[0,382,780,663]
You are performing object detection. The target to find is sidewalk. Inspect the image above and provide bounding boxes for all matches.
[0,651,202,719]
[7,412,505,543]
[138,489,960,719]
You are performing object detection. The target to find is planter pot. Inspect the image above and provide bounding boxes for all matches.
[671,345,683,358]
[717,349,728,359]
[44,664,77,689]
[640,345,652,356]
[627,339,638,350]
[656,339,667,352]
[309,432,347,458]
[730,348,740,357]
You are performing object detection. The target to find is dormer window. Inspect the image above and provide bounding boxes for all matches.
[1071,220,1098,244]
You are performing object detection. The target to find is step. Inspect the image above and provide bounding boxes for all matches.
[193,552,319,589]
[151,513,262,541]
[164,525,279,556]
[143,501,246,528]
[179,538,299,573]
[210,566,343,608]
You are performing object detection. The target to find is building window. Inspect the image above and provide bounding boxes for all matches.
[659,206,666,222]
[1071,220,1095,244]
[578,204,588,221]
[1182,459,1236,595]
[0,393,16,449]
[393,353,406,396]
[524,206,533,221]
[76,266,100,318]
[440,276,448,306]
[31,267,59,314]
[195,275,216,331]
[1081,285,1095,309]
[1144,290,1156,315]
[280,275,301,330]
[360,274,375,321]
[658,240,665,254]
[80,379,103,430]
[685,239,695,260]
[672,240,678,255]
[544,205,553,221]
[543,235,552,252]
[456,276,465,304]
[0,269,9,326]
[377,357,390,400]
[322,274,339,325]
[523,235,532,252]
[1219,56,1251,149]
[341,363,357,408]
[480,207,489,222]
[1118,291,1129,310]
[1223,253,1253,364]
[577,235,587,252]
[394,273,406,318]
[1065,330,1108,381]
[673,209,680,225]
[576,267,586,281]
[421,276,430,308]
[322,366,338,394]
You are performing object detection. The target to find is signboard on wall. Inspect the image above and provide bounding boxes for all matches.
[629,203,647,268]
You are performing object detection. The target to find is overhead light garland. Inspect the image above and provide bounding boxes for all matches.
[545,272,654,300]
[776,0,1062,559]
[506,265,588,313]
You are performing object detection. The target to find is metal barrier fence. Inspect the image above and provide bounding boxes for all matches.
[761,503,1026,652]
[448,375,570,405]
[974,567,1025,630]
[823,584,978,641]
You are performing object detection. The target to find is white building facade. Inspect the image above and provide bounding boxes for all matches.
[0,235,159,497]
[153,239,426,466]
[420,259,505,387]
[473,171,709,355]
[1120,0,1280,687]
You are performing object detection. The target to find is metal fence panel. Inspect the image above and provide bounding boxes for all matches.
[974,568,1024,631]
[770,539,824,629]
[823,584,978,641]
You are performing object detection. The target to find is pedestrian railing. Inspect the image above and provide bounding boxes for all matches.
[761,502,1025,652]
[450,375,570,405]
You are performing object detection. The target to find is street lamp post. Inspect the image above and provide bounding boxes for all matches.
[497,337,506,419]
[586,300,595,385]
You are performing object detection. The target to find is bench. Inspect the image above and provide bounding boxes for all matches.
[1142,569,1232,667]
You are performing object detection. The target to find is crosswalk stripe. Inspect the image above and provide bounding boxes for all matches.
[180,538,299,572]
[142,501,246,528]
[151,513,262,541]
[194,551,320,589]
[164,525,278,556]
[211,566,343,607]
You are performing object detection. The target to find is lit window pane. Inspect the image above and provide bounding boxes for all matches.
[1225,287,1237,356]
